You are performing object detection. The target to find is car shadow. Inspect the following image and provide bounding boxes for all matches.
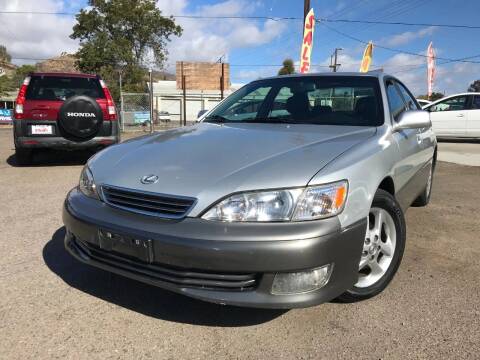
[7,148,95,167]
[43,228,287,326]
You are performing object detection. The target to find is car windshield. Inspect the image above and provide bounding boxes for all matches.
[204,76,383,126]
[26,76,105,101]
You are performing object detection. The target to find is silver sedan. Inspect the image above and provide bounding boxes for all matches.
[63,72,436,308]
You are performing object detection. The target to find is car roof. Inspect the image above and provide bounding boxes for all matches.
[30,72,98,79]
[258,71,388,81]
[426,92,480,106]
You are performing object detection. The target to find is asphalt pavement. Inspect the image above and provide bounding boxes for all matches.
[0,128,479,359]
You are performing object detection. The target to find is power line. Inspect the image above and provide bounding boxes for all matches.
[321,22,480,64]
[1,10,480,30]
[324,18,480,30]
[9,57,335,68]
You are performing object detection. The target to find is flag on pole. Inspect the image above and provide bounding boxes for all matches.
[300,8,315,73]
[427,42,436,99]
[359,41,373,73]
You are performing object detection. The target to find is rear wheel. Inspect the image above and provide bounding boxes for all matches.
[15,147,33,166]
[337,189,406,302]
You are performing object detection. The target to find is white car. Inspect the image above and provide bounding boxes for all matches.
[424,93,480,138]
[416,99,431,107]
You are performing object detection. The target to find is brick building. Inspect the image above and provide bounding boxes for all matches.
[175,62,230,90]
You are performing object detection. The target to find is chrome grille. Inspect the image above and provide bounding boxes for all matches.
[101,185,196,219]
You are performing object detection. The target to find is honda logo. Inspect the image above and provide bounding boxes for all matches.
[67,112,96,117]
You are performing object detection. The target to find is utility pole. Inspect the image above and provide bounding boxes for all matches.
[181,61,187,126]
[303,0,310,26]
[148,68,154,133]
[220,62,225,100]
[329,48,343,72]
[118,69,124,132]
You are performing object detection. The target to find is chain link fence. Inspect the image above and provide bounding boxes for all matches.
[119,93,151,131]
[120,91,225,132]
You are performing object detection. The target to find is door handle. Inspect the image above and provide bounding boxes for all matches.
[456,114,465,117]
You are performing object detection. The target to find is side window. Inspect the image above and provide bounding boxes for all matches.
[397,83,419,110]
[386,81,406,121]
[471,96,480,109]
[429,96,468,112]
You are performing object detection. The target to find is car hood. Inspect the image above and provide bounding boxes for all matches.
[90,123,376,216]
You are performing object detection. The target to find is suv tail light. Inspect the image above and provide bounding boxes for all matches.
[14,76,31,120]
[100,79,117,121]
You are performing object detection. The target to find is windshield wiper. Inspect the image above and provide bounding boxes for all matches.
[243,117,294,124]
[204,114,230,123]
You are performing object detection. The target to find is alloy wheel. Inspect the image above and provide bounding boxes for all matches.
[355,207,397,288]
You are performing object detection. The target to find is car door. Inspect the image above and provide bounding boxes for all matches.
[386,79,423,208]
[466,95,480,137]
[426,95,468,137]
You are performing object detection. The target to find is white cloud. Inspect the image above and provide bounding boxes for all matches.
[156,0,287,70]
[235,67,276,80]
[382,26,437,47]
[0,0,78,64]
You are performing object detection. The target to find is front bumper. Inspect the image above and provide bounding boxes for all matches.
[63,188,366,308]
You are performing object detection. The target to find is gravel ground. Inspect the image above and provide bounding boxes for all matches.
[0,128,479,360]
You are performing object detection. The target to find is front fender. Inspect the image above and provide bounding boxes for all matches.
[307,130,398,228]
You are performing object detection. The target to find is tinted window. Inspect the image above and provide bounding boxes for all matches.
[397,82,418,110]
[221,86,272,121]
[472,96,480,109]
[429,96,468,112]
[26,76,105,101]
[205,76,383,126]
[386,81,406,120]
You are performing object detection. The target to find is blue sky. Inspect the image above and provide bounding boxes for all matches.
[1,0,479,95]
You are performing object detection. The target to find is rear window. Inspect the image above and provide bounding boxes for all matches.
[26,76,105,101]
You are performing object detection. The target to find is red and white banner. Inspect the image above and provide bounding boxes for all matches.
[300,9,315,73]
[427,42,436,98]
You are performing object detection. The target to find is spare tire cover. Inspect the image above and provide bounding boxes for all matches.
[58,95,103,139]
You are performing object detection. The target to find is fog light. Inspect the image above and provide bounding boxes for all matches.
[271,264,333,295]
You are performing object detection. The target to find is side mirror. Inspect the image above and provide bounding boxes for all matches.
[393,110,431,132]
[197,109,209,120]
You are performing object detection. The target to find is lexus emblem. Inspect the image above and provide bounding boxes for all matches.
[140,174,159,184]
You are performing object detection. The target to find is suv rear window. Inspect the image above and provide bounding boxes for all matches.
[25,76,105,101]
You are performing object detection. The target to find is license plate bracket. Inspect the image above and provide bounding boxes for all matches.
[98,230,154,263]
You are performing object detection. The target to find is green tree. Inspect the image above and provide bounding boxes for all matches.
[0,76,13,96]
[417,92,444,101]
[11,65,36,87]
[468,80,480,92]
[70,0,182,100]
[0,65,37,96]
[278,59,295,76]
[0,45,11,63]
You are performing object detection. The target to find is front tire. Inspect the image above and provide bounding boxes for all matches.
[337,189,406,302]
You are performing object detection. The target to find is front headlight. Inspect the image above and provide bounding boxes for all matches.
[202,181,348,222]
[79,165,99,199]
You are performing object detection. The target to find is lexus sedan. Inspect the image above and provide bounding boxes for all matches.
[63,72,436,308]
